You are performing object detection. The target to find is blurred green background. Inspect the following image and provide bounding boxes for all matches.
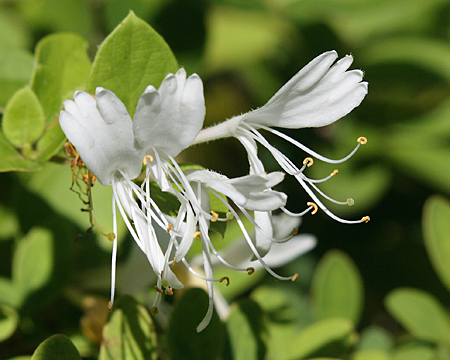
[3,0,450,359]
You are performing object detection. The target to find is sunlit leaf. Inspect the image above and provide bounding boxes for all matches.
[0,304,19,341]
[392,343,435,360]
[423,195,450,293]
[225,299,268,360]
[385,288,450,343]
[168,288,225,360]
[356,326,394,353]
[12,227,53,304]
[86,11,178,117]
[99,296,158,360]
[31,334,81,360]
[31,32,91,123]
[2,86,45,151]
[288,317,355,360]
[312,250,364,325]
[352,350,390,360]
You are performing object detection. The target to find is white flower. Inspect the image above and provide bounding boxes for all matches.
[59,68,206,309]
[193,50,370,224]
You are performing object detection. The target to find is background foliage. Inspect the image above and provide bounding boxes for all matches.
[1,0,450,359]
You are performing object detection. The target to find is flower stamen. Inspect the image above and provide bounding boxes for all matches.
[307,202,318,215]
[220,277,230,286]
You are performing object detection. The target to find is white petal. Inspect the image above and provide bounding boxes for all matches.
[242,51,368,129]
[252,211,273,258]
[60,89,144,185]
[133,69,206,157]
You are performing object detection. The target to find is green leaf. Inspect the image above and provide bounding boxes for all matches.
[12,227,53,304]
[385,288,450,343]
[2,86,45,150]
[168,288,225,360]
[352,350,390,360]
[225,299,268,360]
[312,250,364,325]
[31,33,91,123]
[423,195,450,292]
[86,11,178,117]
[0,277,20,308]
[36,123,66,162]
[0,45,34,107]
[288,317,356,360]
[31,334,81,360]
[0,304,19,341]
[99,296,158,360]
[356,326,394,353]
[0,204,19,240]
[392,343,435,360]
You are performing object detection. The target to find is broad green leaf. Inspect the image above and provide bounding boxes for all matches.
[168,288,225,360]
[31,334,81,360]
[385,288,450,343]
[0,277,20,308]
[36,123,66,162]
[0,45,34,107]
[312,250,364,324]
[0,205,19,240]
[31,33,91,123]
[86,11,178,117]
[0,132,40,172]
[356,326,394,352]
[423,196,450,292]
[12,227,53,303]
[392,343,435,360]
[225,299,268,360]
[352,350,390,360]
[0,8,31,49]
[0,304,19,341]
[288,318,355,360]
[99,296,158,360]
[2,87,45,150]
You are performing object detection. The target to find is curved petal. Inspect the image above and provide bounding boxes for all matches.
[60,89,144,185]
[133,68,206,157]
[242,51,368,129]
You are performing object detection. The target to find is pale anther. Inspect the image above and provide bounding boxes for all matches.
[226,212,234,220]
[303,157,314,167]
[347,198,355,206]
[357,137,367,145]
[210,210,219,222]
[143,154,154,165]
[307,202,318,215]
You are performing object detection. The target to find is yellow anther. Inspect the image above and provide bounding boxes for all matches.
[292,273,299,282]
[165,287,173,296]
[166,223,173,233]
[108,301,113,312]
[331,169,339,177]
[150,306,159,315]
[357,137,367,145]
[154,286,163,294]
[290,228,298,236]
[194,231,201,239]
[106,233,116,242]
[307,202,318,215]
[220,277,230,286]
[303,157,314,167]
[361,216,370,223]
[143,155,154,165]
[247,267,255,275]
[173,259,177,265]
[210,210,219,222]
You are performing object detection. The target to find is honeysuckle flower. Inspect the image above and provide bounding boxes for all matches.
[60,68,206,310]
[193,50,370,224]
